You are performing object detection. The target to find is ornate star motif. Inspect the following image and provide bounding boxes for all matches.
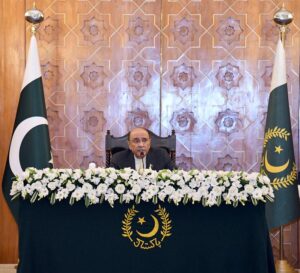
[170,63,197,90]
[81,16,107,44]
[125,108,152,131]
[39,16,61,43]
[126,63,151,91]
[216,17,243,45]
[80,63,107,89]
[126,16,151,45]
[275,146,283,154]
[216,63,242,90]
[215,108,242,135]
[137,217,146,225]
[172,17,197,45]
[215,154,242,171]
[170,108,197,133]
[80,108,106,135]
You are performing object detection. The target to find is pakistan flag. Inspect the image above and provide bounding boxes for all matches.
[2,35,52,223]
[261,39,300,229]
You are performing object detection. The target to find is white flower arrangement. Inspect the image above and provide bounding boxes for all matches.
[10,165,274,207]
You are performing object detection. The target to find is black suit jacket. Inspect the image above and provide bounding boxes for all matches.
[110,148,175,171]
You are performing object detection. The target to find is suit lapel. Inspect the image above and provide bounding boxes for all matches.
[146,149,155,169]
[128,152,135,169]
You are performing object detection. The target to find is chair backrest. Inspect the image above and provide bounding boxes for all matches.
[105,129,176,167]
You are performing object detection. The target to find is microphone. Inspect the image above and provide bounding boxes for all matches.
[140,151,145,169]
[137,151,145,174]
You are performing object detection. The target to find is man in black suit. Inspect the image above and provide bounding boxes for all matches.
[110,127,175,171]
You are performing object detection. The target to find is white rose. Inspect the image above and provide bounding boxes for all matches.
[120,171,130,180]
[32,181,42,191]
[189,180,199,189]
[224,180,231,187]
[131,184,141,195]
[82,183,93,193]
[105,192,118,206]
[123,192,134,203]
[10,183,19,196]
[25,184,33,195]
[131,171,140,180]
[170,191,183,204]
[158,191,167,201]
[105,177,114,185]
[177,180,185,188]
[244,184,255,194]
[91,177,100,185]
[191,191,201,202]
[228,186,238,195]
[182,173,192,182]
[72,170,83,180]
[232,180,242,188]
[56,189,69,201]
[198,187,208,197]
[66,181,76,192]
[206,195,217,207]
[148,185,159,195]
[170,173,181,181]
[115,184,126,194]
[41,178,49,185]
[48,181,58,191]
[261,175,271,185]
[237,191,248,202]
[212,186,223,196]
[24,169,31,180]
[71,188,84,201]
[96,184,108,195]
[33,170,43,180]
[88,162,96,169]
[85,169,92,180]
[164,185,175,195]
[141,191,151,201]
[87,190,99,204]
[252,188,263,199]
[60,173,70,181]
[38,187,49,198]
[109,172,118,180]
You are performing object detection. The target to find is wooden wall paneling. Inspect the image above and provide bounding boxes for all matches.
[0,0,25,263]
[159,0,300,267]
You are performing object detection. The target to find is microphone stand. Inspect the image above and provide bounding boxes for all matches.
[138,152,145,175]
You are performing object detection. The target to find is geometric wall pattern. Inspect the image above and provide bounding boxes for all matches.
[27,0,300,266]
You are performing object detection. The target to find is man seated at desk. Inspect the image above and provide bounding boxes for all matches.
[110,127,176,171]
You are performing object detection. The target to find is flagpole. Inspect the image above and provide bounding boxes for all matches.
[272,5,297,273]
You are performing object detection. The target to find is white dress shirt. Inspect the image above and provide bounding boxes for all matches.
[134,155,146,171]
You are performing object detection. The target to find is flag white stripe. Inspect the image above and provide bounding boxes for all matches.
[270,39,287,91]
[21,35,42,90]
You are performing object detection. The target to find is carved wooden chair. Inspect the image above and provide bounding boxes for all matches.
[105,129,176,167]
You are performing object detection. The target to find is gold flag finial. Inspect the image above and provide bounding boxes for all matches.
[25,3,44,34]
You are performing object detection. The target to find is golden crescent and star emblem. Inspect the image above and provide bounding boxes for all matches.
[136,215,160,238]
[122,205,172,250]
[262,127,297,189]
[264,150,289,174]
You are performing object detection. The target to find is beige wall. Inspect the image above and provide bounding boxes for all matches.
[1,0,300,265]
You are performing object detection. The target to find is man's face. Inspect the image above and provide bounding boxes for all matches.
[128,128,151,159]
